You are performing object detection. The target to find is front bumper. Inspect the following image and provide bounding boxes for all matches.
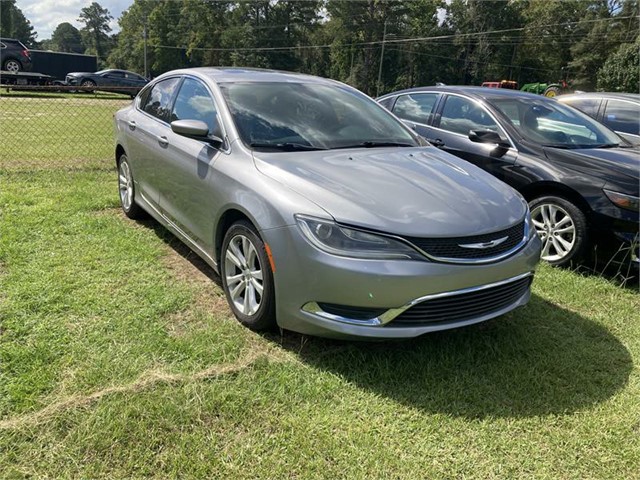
[262,224,541,339]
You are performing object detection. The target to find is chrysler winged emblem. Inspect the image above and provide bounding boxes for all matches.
[458,236,508,249]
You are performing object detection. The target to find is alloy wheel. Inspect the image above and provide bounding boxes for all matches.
[224,234,264,316]
[118,160,133,211]
[4,60,20,72]
[531,203,576,262]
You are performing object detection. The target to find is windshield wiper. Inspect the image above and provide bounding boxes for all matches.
[588,143,620,149]
[338,141,415,149]
[250,142,327,151]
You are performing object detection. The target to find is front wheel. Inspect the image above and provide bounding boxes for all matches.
[117,154,146,219]
[530,196,588,266]
[221,221,276,331]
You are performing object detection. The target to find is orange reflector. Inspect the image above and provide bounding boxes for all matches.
[264,243,276,273]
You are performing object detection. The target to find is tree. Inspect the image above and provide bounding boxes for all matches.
[78,2,113,62]
[597,38,639,92]
[0,0,38,46]
[50,22,84,53]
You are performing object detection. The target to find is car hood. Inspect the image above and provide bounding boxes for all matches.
[543,146,640,191]
[67,72,94,76]
[253,147,526,237]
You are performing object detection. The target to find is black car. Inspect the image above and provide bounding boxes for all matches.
[558,92,640,146]
[65,69,148,96]
[378,87,639,267]
[0,37,32,72]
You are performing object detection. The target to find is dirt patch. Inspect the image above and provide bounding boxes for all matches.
[0,346,283,431]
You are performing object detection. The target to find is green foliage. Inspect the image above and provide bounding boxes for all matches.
[78,2,113,64]
[597,38,640,91]
[49,22,85,54]
[0,0,38,46]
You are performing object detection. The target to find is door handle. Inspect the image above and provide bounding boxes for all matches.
[157,135,169,147]
[127,120,136,130]
[427,138,445,148]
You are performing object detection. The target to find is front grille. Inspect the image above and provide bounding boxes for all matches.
[392,275,532,326]
[402,221,526,261]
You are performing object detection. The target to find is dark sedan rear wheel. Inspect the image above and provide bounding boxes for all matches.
[3,59,21,72]
[530,196,588,266]
[221,221,276,331]
[117,154,145,219]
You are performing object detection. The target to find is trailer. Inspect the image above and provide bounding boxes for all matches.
[0,50,97,87]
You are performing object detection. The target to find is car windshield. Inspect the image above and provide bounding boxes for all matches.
[219,82,419,151]
[490,97,622,148]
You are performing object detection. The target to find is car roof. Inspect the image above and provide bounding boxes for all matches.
[166,67,342,86]
[378,85,547,102]
[559,92,640,102]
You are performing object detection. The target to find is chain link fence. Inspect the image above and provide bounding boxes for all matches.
[1,86,136,172]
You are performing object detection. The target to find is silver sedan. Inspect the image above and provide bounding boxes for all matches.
[114,68,541,339]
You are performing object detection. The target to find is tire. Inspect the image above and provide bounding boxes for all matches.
[530,196,588,267]
[81,79,96,92]
[221,221,276,331]
[117,154,146,219]
[3,59,21,72]
[543,86,561,98]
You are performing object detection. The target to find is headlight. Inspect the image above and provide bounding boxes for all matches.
[603,189,639,212]
[295,215,424,260]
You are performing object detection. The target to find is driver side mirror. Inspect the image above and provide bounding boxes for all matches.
[468,129,509,148]
[171,119,223,147]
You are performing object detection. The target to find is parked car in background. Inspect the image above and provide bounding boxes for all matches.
[114,68,541,339]
[0,37,32,72]
[378,86,639,267]
[558,92,640,146]
[66,69,148,96]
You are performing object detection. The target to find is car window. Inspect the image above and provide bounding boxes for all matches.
[392,93,438,124]
[491,97,621,147]
[141,77,181,122]
[603,100,640,136]
[562,98,601,118]
[439,95,499,135]
[106,71,125,79]
[378,96,395,110]
[171,78,219,135]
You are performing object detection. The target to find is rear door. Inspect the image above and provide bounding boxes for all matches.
[431,94,517,182]
[601,99,640,144]
[126,77,181,208]
[390,92,441,140]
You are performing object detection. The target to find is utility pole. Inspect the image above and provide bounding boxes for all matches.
[143,15,148,79]
[376,19,388,98]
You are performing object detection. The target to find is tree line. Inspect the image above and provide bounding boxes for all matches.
[1,0,638,94]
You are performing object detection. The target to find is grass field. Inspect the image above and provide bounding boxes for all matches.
[0,95,639,478]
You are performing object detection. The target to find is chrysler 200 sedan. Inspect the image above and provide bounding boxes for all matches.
[114,68,541,339]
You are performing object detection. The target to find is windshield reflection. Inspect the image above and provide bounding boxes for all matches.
[490,98,622,149]
[220,82,418,151]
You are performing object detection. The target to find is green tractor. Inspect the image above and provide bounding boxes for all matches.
[520,79,570,98]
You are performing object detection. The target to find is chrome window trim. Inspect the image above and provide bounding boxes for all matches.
[435,92,517,150]
[302,271,533,327]
[135,74,231,154]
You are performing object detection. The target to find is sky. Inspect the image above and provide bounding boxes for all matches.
[18,0,133,40]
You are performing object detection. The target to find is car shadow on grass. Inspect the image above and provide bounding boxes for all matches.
[139,216,632,419]
[266,296,632,419]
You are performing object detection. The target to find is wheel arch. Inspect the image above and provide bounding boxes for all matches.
[115,144,126,168]
[214,208,258,265]
[519,182,592,218]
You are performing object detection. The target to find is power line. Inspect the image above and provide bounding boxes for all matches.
[147,14,637,53]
